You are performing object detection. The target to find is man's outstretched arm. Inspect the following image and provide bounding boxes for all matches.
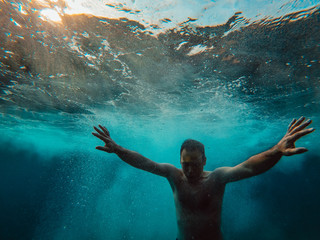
[213,117,315,184]
[92,125,178,178]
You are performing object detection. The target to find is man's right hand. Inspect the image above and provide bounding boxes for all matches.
[92,125,179,179]
[92,125,119,153]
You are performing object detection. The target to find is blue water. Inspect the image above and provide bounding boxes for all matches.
[1,0,320,239]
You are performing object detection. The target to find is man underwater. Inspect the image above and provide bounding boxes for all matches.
[92,116,314,240]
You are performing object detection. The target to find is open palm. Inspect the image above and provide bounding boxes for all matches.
[277,117,315,156]
[92,125,118,153]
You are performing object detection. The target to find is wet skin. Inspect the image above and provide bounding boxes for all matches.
[170,149,225,240]
[92,117,315,240]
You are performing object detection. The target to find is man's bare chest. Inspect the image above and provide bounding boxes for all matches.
[174,180,225,211]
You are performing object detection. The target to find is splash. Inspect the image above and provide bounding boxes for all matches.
[1,1,320,240]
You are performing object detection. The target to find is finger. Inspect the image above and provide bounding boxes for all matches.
[288,116,305,132]
[287,118,296,131]
[94,126,107,137]
[99,125,110,136]
[285,147,308,156]
[291,128,315,141]
[96,146,109,152]
[92,132,108,142]
[289,119,312,135]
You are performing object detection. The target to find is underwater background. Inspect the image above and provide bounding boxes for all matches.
[1,0,320,239]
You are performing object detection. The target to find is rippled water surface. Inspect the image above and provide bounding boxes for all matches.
[1,0,320,239]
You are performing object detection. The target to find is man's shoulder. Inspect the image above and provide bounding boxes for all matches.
[157,163,181,177]
[207,167,231,183]
[158,163,179,171]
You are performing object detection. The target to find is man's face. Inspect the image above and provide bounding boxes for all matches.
[180,148,206,179]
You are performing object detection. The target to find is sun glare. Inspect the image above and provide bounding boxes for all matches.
[40,8,62,22]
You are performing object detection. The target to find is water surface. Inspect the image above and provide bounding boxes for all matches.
[1,0,319,239]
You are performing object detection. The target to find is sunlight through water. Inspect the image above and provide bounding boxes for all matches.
[1,0,320,240]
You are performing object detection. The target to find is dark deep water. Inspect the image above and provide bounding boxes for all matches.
[1,0,320,239]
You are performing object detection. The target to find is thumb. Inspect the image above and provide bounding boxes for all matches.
[285,147,308,156]
[96,146,109,152]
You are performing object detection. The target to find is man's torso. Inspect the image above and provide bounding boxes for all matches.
[168,170,226,240]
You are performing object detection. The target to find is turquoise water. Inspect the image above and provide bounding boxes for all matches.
[1,0,320,239]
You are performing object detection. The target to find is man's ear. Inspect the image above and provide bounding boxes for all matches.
[203,157,207,166]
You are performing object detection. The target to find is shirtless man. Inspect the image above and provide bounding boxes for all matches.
[92,116,314,240]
